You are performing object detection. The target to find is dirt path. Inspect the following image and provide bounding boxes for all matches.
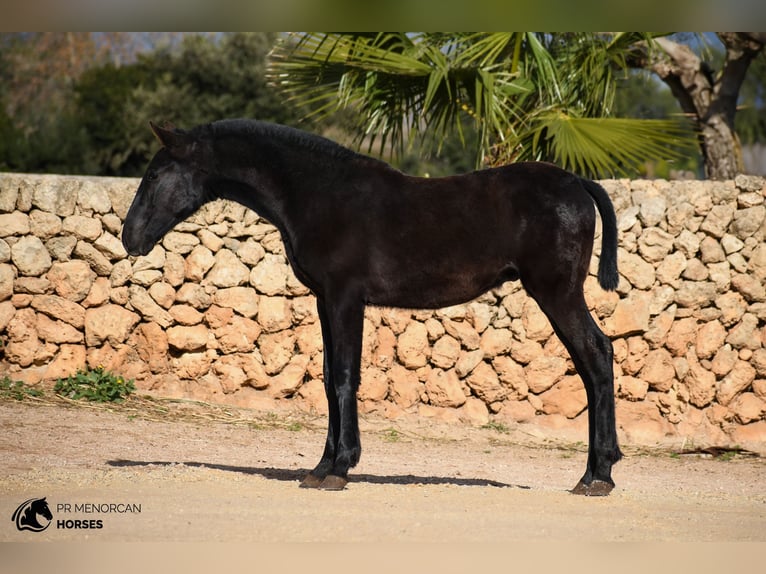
[1,397,764,543]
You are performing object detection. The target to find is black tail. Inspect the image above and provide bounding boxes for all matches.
[580,178,619,291]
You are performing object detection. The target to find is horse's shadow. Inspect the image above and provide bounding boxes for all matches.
[107,459,530,489]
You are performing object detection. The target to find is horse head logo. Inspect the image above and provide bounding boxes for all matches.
[12,497,53,532]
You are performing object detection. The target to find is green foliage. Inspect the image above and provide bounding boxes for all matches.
[54,366,135,403]
[382,428,402,442]
[1,33,303,177]
[481,421,510,434]
[0,376,44,400]
[269,32,699,177]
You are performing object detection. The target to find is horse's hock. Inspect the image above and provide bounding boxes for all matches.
[1,172,765,451]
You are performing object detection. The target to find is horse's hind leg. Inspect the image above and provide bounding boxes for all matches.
[527,286,622,495]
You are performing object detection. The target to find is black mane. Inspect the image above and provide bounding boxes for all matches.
[206,119,387,168]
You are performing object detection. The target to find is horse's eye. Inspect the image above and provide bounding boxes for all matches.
[147,171,158,182]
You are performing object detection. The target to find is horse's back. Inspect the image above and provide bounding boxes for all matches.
[344,162,596,308]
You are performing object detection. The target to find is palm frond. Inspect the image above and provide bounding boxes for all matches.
[504,110,697,177]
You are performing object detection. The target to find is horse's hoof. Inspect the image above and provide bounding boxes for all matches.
[570,479,614,496]
[299,474,324,489]
[318,475,348,491]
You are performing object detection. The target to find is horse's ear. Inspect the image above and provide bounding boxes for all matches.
[149,121,194,158]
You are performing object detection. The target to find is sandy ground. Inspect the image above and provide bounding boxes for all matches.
[1,395,764,544]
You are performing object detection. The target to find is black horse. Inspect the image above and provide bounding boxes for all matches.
[13,497,53,532]
[122,119,622,496]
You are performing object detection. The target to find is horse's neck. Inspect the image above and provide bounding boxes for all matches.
[213,149,302,231]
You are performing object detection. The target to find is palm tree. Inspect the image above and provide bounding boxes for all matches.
[268,32,696,178]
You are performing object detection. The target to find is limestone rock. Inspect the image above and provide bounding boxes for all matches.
[730,273,766,303]
[717,361,756,406]
[479,326,513,358]
[540,376,587,419]
[4,308,40,366]
[730,205,765,240]
[185,245,215,282]
[455,349,484,378]
[675,281,717,309]
[163,252,186,286]
[617,375,648,401]
[36,313,83,344]
[397,321,430,369]
[128,285,173,328]
[726,313,760,350]
[206,248,249,288]
[605,291,651,337]
[640,348,675,392]
[74,241,112,275]
[162,231,199,254]
[134,322,169,373]
[359,366,389,402]
[175,283,212,310]
[664,317,697,357]
[638,195,666,227]
[492,355,528,400]
[45,344,87,380]
[431,334,460,369]
[29,210,61,238]
[466,360,506,404]
[167,324,210,352]
[250,253,288,295]
[294,323,322,360]
[62,215,102,241]
[47,260,95,302]
[618,249,655,290]
[0,264,14,301]
[148,282,175,309]
[31,294,85,329]
[442,318,480,350]
[425,368,466,407]
[388,364,421,408]
[94,232,127,260]
[258,296,292,333]
[700,204,735,238]
[32,178,77,215]
[213,287,258,318]
[84,304,140,347]
[82,277,110,308]
[525,355,567,394]
[215,315,261,354]
[77,180,112,213]
[638,227,674,262]
[729,392,765,424]
[616,399,673,445]
[459,397,490,426]
[521,298,553,341]
[11,236,51,276]
[695,320,726,360]
[169,304,203,326]
[258,331,296,374]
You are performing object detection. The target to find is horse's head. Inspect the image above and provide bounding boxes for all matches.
[34,498,53,520]
[122,122,214,256]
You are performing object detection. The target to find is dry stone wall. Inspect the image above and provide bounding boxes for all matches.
[1,172,765,451]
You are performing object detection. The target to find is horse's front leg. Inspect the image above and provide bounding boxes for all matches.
[300,295,365,491]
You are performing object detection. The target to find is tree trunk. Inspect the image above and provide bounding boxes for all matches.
[636,33,765,180]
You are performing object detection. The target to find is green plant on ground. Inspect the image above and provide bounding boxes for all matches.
[54,366,135,403]
[0,376,44,400]
[382,428,402,443]
[481,421,510,434]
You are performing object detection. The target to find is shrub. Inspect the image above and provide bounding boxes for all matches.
[54,366,135,403]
